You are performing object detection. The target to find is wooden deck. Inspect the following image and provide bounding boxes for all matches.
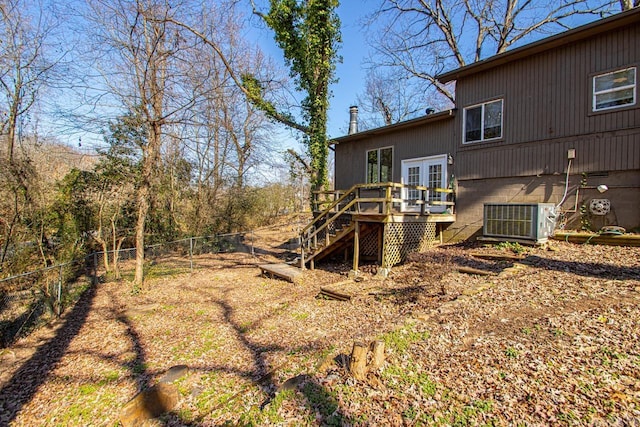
[299,183,457,272]
[259,263,303,283]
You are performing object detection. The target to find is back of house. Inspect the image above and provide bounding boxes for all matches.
[333,7,640,243]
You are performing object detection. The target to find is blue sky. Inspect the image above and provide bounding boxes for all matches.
[328,1,379,137]
[245,1,379,139]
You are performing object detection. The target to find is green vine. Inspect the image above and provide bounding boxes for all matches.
[256,0,341,194]
[579,203,592,231]
[579,173,591,231]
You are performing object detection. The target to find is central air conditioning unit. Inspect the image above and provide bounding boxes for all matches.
[483,203,557,243]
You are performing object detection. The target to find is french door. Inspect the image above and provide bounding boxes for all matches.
[401,154,447,213]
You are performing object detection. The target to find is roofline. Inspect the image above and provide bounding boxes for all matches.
[331,109,456,144]
[437,8,640,84]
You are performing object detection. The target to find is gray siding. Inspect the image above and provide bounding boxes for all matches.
[334,118,455,189]
[455,23,640,180]
[444,170,640,242]
[333,12,640,238]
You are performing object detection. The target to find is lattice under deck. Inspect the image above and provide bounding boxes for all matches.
[383,222,438,268]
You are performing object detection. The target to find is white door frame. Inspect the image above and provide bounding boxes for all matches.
[400,154,448,213]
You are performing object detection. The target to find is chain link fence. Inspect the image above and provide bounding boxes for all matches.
[0,232,253,347]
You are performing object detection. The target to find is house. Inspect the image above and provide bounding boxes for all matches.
[314,7,639,272]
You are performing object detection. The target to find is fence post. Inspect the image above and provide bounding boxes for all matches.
[251,231,254,256]
[58,265,63,316]
[189,237,194,273]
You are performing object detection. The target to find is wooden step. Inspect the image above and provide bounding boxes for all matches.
[259,263,303,283]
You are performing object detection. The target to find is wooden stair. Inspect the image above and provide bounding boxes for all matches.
[299,182,456,270]
[302,221,355,267]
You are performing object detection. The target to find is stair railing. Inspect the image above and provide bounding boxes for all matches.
[300,183,456,267]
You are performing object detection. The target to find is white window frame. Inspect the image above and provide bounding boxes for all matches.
[365,146,393,184]
[592,67,636,112]
[463,99,503,144]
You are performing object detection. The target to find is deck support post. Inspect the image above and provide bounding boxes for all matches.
[380,222,388,271]
[352,220,360,274]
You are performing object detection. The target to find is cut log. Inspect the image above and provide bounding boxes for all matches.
[368,340,386,370]
[349,341,369,380]
[319,287,352,301]
[457,266,495,276]
[469,252,525,261]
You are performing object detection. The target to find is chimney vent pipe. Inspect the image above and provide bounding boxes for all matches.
[348,106,358,135]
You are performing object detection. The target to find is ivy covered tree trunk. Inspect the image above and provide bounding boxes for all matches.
[258,0,341,195]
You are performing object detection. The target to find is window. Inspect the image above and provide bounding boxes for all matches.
[593,67,636,111]
[406,166,420,206]
[366,147,392,183]
[427,163,443,202]
[463,99,503,143]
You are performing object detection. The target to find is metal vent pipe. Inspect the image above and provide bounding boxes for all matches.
[348,106,358,135]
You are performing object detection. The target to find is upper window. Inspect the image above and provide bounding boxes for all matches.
[366,147,392,183]
[593,67,636,112]
[463,99,503,144]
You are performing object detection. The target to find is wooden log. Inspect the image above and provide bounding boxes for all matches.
[318,291,349,301]
[457,266,495,276]
[368,340,385,370]
[469,252,525,261]
[319,287,352,301]
[349,341,369,380]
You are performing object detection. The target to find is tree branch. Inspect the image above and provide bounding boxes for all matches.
[158,16,310,135]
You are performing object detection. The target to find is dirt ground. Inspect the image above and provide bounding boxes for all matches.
[0,223,639,426]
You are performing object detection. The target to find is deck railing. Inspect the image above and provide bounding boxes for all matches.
[301,182,455,267]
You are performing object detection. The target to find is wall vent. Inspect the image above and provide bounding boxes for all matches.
[483,203,557,243]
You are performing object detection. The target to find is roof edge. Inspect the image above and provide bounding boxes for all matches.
[437,8,640,84]
[331,109,456,144]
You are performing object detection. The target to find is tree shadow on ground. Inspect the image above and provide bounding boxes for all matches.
[520,255,640,280]
[300,377,354,426]
[109,292,152,391]
[158,286,355,426]
[0,283,97,424]
[443,253,639,280]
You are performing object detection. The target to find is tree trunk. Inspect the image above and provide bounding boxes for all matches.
[133,182,149,290]
[6,76,22,163]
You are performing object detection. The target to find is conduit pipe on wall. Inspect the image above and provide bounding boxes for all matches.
[556,158,572,208]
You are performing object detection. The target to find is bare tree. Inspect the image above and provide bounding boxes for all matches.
[0,0,62,269]
[0,0,59,162]
[79,0,199,289]
[169,5,279,235]
[369,0,622,105]
[356,68,431,129]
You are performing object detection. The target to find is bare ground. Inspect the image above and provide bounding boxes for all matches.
[0,225,639,426]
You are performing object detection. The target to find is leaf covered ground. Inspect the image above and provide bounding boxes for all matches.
[0,227,639,426]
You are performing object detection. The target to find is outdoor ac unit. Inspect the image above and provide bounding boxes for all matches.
[483,203,557,243]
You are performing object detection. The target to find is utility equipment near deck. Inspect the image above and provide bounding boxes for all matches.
[483,203,557,244]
